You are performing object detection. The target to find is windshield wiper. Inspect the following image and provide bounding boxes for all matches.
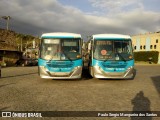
[104,52,113,62]
[61,51,72,62]
[117,53,126,62]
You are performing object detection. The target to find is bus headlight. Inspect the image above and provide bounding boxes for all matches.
[129,55,133,59]
[76,55,81,58]
[126,66,133,72]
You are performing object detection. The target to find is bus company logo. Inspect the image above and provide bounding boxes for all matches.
[2,112,11,117]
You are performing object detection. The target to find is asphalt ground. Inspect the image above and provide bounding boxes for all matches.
[0,64,160,120]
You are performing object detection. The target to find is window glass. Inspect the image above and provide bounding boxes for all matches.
[93,39,133,61]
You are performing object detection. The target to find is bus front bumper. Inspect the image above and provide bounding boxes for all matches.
[90,66,135,79]
[38,66,82,79]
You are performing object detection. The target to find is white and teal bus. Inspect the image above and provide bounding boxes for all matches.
[87,34,135,79]
[38,32,83,79]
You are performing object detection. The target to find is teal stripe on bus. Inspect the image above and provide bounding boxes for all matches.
[41,36,81,39]
[94,38,131,40]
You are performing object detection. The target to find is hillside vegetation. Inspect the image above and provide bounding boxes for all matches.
[0,28,40,51]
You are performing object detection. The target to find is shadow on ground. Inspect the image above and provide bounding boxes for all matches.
[151,76,160,97]
[0,83,16,88]
[0,107,10,111]
[81,68,92,80]
[131,91,152,120]
[1,72,37,79]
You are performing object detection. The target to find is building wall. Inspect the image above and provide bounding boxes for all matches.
[131,32,160,64]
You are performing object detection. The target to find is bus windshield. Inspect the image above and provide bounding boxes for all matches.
[40,38,81,61]
[93,40,133,61]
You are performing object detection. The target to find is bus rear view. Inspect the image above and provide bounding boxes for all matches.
[88,34,135,79]
[38,32,83,79]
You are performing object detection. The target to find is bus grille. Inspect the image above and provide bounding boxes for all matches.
[47,62,73,68]
[102,62,127,68]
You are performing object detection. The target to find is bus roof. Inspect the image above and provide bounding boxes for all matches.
[92,34,131,39]
[41,32,81,38]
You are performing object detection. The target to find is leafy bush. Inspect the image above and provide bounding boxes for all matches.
[134,51,159,63]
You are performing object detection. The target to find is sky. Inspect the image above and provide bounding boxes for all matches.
[0,0,160,40]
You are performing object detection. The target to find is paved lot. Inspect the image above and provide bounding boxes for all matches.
[0,65,160,120]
